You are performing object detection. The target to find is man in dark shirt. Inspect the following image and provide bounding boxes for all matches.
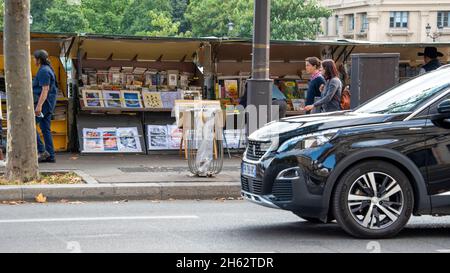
[305,57,326,114]
[418,47,443,75]
[33,50,58,163]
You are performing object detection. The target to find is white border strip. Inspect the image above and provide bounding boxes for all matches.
[0,215,199,223]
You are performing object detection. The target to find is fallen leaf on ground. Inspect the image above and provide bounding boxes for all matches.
[70,157,79,160]
[35,193,47,203]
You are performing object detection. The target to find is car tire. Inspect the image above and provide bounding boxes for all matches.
[332,160,414,239]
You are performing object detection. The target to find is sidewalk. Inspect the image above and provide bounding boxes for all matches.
[0,153,243,202]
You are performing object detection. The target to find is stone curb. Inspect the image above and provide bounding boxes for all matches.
[0,182,242,202]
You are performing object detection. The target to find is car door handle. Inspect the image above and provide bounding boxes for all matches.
[409,127,423,131]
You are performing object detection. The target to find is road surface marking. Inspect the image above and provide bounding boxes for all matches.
[437,249,450,253]
[0,215,199,224]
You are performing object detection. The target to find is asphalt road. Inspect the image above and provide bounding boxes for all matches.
[0,200,449,253]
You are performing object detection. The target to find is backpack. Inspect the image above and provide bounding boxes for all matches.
[340,85,351,110]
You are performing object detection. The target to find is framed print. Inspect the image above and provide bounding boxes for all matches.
[82,89,104,108]
[181,90,201,101]
[167,125,183,150]
[142,92,163,108]
[121,90,143,108]
[167,70,178,87]
[117,127,142,153]
[103,90,122,108]
[83,128,104,152]
[160,91,180,109]
[147,125,169,150]
[100,128,119,152]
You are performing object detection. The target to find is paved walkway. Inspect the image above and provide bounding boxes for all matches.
[39,153,242,184]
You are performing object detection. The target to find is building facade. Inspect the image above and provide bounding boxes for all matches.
[318,0,450,42]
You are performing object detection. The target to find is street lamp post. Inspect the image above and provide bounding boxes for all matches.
[426,23,443,42]
[246,0,273,135]
[227,21,234,37]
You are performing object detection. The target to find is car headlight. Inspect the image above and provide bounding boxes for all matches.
[278,129,339,152]
[259,141,273,152]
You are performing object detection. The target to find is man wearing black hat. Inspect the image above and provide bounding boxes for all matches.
[418,47,443,75]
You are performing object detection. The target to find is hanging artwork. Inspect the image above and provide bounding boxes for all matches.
[121,90,143,108]
[82,89,104,108]
[103,90,122,108]
[167,70,178,87]
[224,80,239,99]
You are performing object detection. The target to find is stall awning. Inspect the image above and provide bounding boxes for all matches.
[72,34,217,62]
[0,31,75,57]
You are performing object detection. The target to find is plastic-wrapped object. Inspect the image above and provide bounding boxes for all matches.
[186,108,223,177]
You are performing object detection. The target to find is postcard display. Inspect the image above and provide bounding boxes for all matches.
[78,66,200,154]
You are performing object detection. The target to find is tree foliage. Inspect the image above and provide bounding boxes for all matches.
[0,0,331,40]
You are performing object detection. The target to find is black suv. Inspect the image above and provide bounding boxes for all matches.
[241,65,450,238]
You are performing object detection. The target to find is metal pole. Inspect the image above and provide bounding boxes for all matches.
[247,0,272,135]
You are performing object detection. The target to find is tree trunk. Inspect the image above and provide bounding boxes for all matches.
[3,0,39,182]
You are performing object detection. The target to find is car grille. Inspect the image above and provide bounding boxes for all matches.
[241,176,263,194]
[272,180,293,201]
[246,140,268,161]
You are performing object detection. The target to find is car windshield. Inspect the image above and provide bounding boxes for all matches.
[354,67,450,114]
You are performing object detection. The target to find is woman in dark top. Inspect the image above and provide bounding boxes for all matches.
[304,59,342,113]
[304,57,326,114]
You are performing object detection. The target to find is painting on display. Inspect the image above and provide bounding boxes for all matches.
[102,90,122,108]
[82,128,104,152]
[121,90,143,108]
[100,128,119,152]
[82,89,104,108]
[147,125,169,150]
[117,127,142,153]
[142,92,163,108]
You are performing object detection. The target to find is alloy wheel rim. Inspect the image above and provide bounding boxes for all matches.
[347,172,404,230]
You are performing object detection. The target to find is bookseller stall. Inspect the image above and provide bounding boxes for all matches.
[0,32,71,152]
[211,39,450,117]
[71,35,212,154]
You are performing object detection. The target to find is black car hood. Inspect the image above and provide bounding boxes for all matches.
[249,111,409,142]
[281,111,408,135]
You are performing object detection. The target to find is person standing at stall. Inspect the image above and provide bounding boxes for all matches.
[418,47,443,75]
[33,50,57,163]
[304,57,325,114]
[304,59,342,113]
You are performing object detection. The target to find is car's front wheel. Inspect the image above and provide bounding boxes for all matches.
[332,160,414,238]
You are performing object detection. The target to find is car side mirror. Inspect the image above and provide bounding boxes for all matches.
[438,99,450,114]
[431,99,450,128]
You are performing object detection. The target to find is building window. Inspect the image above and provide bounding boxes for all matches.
[325,17,329,36]
[335,15,339,35]
[437,11,450,27]
[390,11,408,28]
[361,13,368,32]
[347,14,355,31]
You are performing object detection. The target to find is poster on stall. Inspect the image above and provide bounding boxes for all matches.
[147,125,169,150]
[103,90,122,108]
[83,128,104,152]
[167,125,183,149]
[117,127,142,153]
[224,80,238,99]
[100,128,119,152]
